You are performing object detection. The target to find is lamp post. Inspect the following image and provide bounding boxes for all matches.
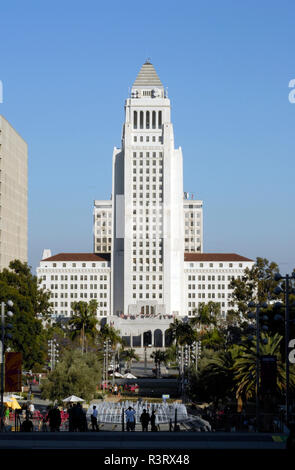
[48,339,59,371]
[0,300,13,432]
[144,346,147,374]
[273,271,295,426]
[247,300,268,432]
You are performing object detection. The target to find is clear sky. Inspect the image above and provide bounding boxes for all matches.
[0,0,294,274]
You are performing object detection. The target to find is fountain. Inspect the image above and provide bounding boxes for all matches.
[86,400,188,425]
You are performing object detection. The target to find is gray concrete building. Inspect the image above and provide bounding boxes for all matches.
[0,115,28,270]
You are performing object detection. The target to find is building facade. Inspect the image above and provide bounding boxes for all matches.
[93,200,112,253]
[37,62,254,350]
[0,115,28,270]
[37,251,111,320]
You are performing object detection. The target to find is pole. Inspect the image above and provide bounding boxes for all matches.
[112,352,115,387]
[122,407,125,432]
[0,302,4,431]
[256,305,260,432]
[285,275,290,426]
[174,408,178,431]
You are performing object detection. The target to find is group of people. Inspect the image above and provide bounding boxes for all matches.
[125,406,158,432]
[68,403,88,432]
[101,382,139,395]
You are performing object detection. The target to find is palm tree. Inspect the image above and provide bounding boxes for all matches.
[120,348,140,370]
[233,332,294,403]
[68,300,98,353]
[98,323,123,371]
[187,349,236,404]
[151,350,168,377]
[167,318,197,347]
[99,323,122,349]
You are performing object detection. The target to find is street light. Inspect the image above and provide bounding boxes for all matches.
[273,271,295,425]
[48,339,59,371]
[247,300,268,432]
[1,300,13,432]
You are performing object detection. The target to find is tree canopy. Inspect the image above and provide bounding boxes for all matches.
[0,260,52,369]
[41,349,102,402]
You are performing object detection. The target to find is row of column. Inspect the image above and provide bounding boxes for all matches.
[133,111,162,129]
[122,329,172,348]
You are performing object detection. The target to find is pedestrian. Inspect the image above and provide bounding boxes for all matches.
[150,410,158,432]
[125,406,136,431]
[114,384,118,395]
[68,404,74,431]
[28,402,35,419]
[46,405,61,432]
[4,406,10,425]
[91,405,99,431]
[71,403,79,431]
[21,415,34,432]
[140,409,150,432]
[76,402,87,431]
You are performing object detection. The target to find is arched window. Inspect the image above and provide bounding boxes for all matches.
[143,330,152,346]
[133,111,137,129]
[146,111,150,129]
[165,329,173,347]
[140,111,144,129]
[152,111,156,129]
[158,111,162,128]
[154,329,163,347]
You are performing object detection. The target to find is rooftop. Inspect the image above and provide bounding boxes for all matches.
[41,253,111,262]
[184,253,253,262]
[132,60,163,88]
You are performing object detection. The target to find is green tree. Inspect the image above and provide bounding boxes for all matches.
[120,348,139,370]
[0,260,52,369]
[191,302,219,331]
[167,318,197,346]
[228,256,295,353]
[190,302,223,351]
[233,333,295,403]
[98,323,123,349]
[41,349,101,402]
[150,349,168,377]
[187,348,237,405]
[68,300,99,353]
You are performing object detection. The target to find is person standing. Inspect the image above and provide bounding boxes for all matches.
[76,402,87,432]
[46,405,61,432]
[29,402,35,419]
[150,410,158,432]
[68,404,73,431]
[21,416,34,432]
[91,405,99,431]
[140,409,150,432]
[125,406,136,431]
[4,406,10,426]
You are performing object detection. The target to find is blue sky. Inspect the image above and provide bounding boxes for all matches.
[0,0,294,274]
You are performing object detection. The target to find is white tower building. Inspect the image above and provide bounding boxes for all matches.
[112,60,185,319]
[36,61,254,354]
